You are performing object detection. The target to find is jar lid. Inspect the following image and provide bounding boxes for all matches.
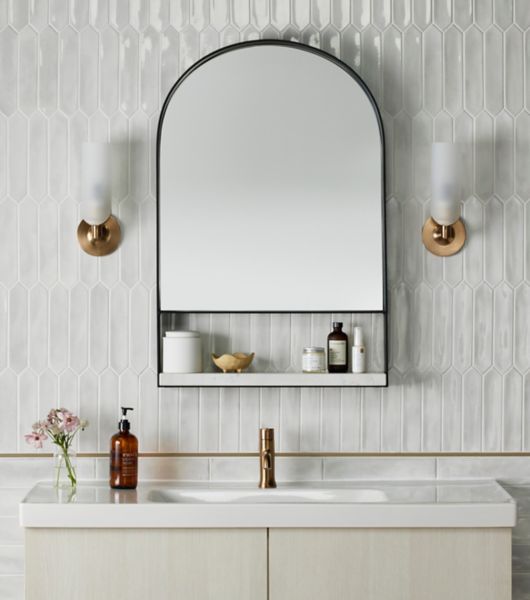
[303,346,325,352]
[164,330,201,338]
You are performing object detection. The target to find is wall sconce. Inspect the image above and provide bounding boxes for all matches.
[422,142,466,257]
[77,142,121,257]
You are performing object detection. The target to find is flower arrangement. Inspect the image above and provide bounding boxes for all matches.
[25,408,88,488]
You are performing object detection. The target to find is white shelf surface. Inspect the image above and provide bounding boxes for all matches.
[159,372,387,387]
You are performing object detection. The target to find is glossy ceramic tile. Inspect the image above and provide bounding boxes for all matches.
[0,2,529,591]
[437,457,530,482]
[209,457,322,482]
[323,457,436,480]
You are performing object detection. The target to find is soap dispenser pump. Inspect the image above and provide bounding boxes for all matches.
[110,407,138,490]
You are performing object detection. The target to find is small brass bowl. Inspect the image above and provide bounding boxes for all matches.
[212,352,255,373]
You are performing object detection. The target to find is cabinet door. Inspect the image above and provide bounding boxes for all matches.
[26,528,267,600]
[269,528,511,600]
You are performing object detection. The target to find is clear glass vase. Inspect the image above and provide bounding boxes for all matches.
[53,446,77,489]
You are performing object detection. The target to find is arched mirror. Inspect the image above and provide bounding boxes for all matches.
[158,41,385,314]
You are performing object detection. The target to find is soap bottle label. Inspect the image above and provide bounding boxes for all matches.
[328,340,347,365]
[111,450,138,477]
[352,346,366,373]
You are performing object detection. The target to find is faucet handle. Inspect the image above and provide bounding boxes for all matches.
[260,428,274,440]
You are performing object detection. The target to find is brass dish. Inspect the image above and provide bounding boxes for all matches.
[212,352,255,373]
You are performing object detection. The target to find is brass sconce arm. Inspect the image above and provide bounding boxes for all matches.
[77,216,121,257]
[422,217,466,257]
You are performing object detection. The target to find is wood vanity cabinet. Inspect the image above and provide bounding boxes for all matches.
[26,527,511,600]
[26,529,267,600]
[269,528,511,600]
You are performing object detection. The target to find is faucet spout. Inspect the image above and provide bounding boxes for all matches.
[259,428,277,489]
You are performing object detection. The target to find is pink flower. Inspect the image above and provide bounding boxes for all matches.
[25,432,47,449]
[60,411,80,433]
[24,407,88,448]
[47,409,59,425]
[32,420,48,434]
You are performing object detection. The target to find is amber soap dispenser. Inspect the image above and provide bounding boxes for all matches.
[110,407,138,489]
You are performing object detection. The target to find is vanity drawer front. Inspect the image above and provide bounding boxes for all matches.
[269,528,511,600]
[26,528,267,600]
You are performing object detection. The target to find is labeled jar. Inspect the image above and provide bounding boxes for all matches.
[302,347,326,373]
[163,331,202,373]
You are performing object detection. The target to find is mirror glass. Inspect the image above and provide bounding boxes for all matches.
[159,42,384,312]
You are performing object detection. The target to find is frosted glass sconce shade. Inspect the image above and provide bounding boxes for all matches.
[422,142,466,257]
[77,142,121,256]
[431,143,460,226]
[81,143,111,225]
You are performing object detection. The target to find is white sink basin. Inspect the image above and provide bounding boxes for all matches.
[19,480,516,529]
[148,487,388,504]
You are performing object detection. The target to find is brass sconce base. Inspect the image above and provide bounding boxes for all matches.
[77,216,121,257]
[422,217,466,257]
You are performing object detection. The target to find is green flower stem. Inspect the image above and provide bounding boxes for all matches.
[48,425,85,489]
[63,451,76,487]
[54,441,77,488]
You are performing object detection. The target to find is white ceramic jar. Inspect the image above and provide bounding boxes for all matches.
[163,331,202,373]
[302,347,326,373]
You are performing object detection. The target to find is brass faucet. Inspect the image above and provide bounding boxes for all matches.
[259,428,277,489]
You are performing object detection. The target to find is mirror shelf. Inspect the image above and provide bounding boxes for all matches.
[157,41,388,388]
[158,311,387,388]
[159,372,387,388]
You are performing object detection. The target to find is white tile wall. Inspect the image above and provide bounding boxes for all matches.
[2,0,530,597]
[0,0,529,455]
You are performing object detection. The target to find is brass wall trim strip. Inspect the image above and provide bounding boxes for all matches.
[2,452,530,458]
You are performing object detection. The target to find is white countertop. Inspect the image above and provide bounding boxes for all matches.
[19,480,516,529]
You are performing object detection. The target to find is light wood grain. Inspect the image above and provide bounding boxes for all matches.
[26,527,511,599]
[269,528,511,600]
[26,528,267,600]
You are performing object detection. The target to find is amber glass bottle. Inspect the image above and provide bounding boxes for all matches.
[110,407,138,489]
[327,322,348,373]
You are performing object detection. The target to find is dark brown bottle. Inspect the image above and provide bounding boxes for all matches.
[110,407,138,489]
[327,322,348,373]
